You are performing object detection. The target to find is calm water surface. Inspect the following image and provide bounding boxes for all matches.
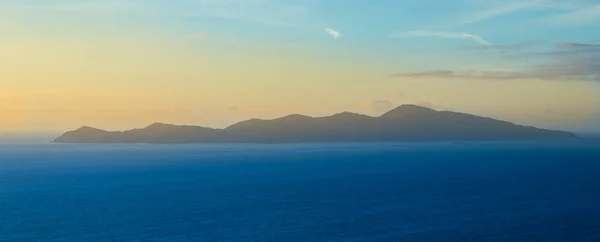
[1,141,599,241]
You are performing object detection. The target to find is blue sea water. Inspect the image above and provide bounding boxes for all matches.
[1,141,599,241]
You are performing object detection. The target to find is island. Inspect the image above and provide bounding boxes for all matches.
[54,104,576,143]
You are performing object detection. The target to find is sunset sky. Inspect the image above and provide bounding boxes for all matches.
[1,0,599,133]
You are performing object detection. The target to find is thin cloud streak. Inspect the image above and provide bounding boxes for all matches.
[552,3,600,25]
[459,0,549,25]
[393,31,492,45]
[458,0,582,27]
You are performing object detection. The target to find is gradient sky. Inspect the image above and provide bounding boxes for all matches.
[1,0,599,133]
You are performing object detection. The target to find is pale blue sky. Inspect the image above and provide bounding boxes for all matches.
[1,0,599,132]
[4,0,599,70]
[4,0,599,41]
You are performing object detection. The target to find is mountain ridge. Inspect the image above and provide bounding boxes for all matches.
[54,104,577,143]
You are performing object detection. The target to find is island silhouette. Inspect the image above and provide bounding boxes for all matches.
[54,104,576,143]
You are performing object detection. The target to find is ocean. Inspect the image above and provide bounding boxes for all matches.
[0,141,599,241]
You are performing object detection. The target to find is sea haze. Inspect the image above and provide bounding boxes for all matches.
[1,141,599,241]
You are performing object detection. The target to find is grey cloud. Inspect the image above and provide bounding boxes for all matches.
[507,41,600,59]
[511,48,600,59]
[391,56,600,81]
[555,42,600,49]
[531,57,600,81]
[391,70,530,80]
[397,41,597,81]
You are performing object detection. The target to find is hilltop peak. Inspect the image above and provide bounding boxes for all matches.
[145,123,176,129]
[275,114,312,121]
[380,104,437,118]
[75,126,105,132]
[329,111,372,119]
[396,104,436,111]
[333,111,360,116]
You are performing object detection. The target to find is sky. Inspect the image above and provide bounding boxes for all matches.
[1,0,599,133]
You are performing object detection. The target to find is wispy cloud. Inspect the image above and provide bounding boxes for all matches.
[393,31,492,45]
[552,3,600,25]
[325,28,342,39]
[459,0,549,25]
[457,0,581,26]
